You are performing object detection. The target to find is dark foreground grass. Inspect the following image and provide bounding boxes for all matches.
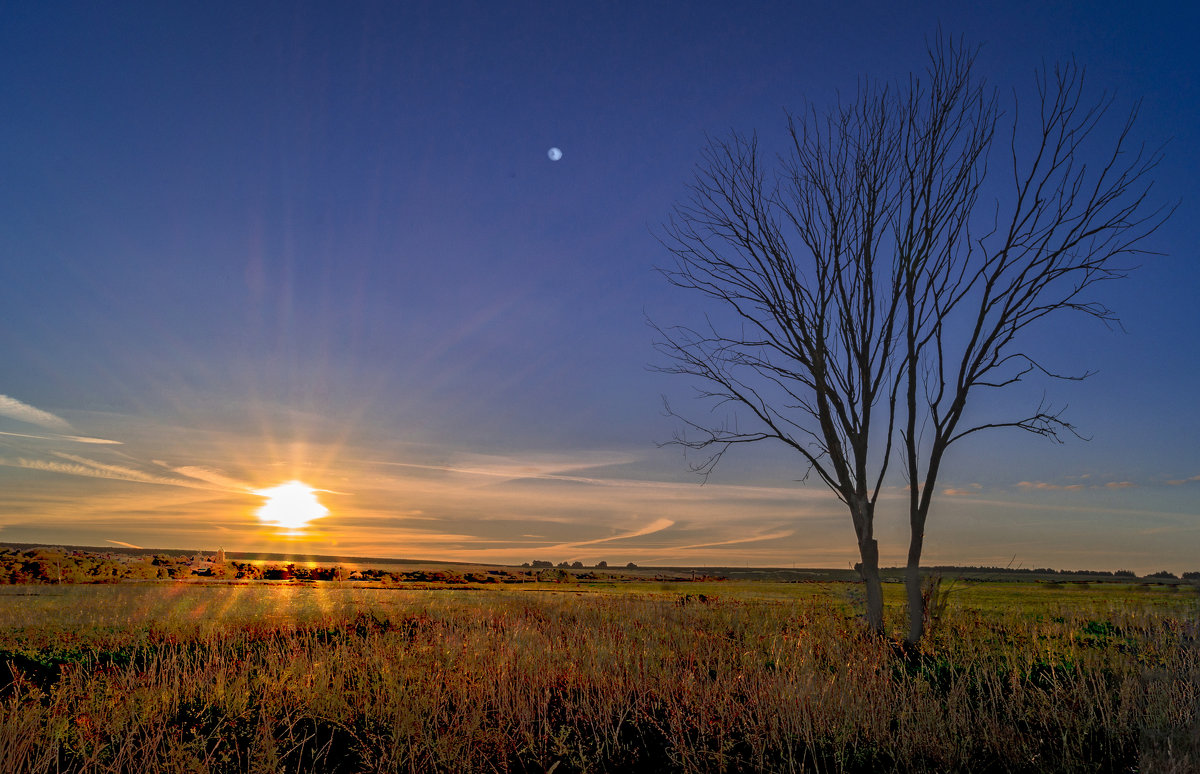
[0,582,1197,772]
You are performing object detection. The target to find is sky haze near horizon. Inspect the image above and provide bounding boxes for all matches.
[1,1,1197,572]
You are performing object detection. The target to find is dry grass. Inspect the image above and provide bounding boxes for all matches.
[0,581,1197,772]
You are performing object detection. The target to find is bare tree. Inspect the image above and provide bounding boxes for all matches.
[655,37,1168,641]
[896,52,1170,644]
[655,83,907,634]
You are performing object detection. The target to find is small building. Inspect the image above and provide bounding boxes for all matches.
[189,548,228,577]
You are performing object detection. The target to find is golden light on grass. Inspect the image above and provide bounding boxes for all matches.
[254,480,329,531]
[1,582,1197,771]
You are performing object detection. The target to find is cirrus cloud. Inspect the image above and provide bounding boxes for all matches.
[0,394,73,431]
[1017,481,1086,491]
[1165,474,1200,486]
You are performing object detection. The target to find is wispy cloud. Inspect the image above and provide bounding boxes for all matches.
[1017,481,1085,491]
[544,517,675,552]
[0,394,73,431]
[948,496,1194,521]
[944,483,983,496]
[63,435,122,444]
[1165,474,1200,486]
[172,466,254,492]
[1018,479,1140,492]
[663,529,795,552]
[106,539,143,549]
[368,455,852,508]
[368,451,636,483]
[3,452,239,492]
[0,429,121,444]
[54,452,182,483]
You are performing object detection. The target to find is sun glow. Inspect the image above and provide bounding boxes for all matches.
[254,480,329,530]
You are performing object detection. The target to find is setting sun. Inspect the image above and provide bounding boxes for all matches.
[254,481,329,530]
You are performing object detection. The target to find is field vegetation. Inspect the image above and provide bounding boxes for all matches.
[1,579,1197,772]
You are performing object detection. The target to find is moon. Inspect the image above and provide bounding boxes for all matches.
[547,147,563,161]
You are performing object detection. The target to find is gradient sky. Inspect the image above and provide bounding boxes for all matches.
[1,1,1197,572]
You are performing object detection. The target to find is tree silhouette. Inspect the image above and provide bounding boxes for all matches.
[656,36,1169,640]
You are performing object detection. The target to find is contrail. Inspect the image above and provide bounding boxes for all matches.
[173,466,254,492]
[0,430,121,444]
[545,517,675,552]
[0,394,72,431]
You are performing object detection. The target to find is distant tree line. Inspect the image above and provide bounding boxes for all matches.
[522,560,636,569]
[0,547,192,583]
[0,546,1190,585]
[0,547,638,585]
[912,565,1144,578]
[902,566,1195,581]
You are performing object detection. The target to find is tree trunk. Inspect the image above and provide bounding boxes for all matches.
[904,531,924,645]
[859,536,884,634]
[906,450,941,645]
[848,495,884,634]
[859,537,888,633]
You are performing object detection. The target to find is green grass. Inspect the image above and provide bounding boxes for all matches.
[1,580,1197,772]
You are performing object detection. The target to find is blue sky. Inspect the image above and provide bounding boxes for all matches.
[1,1,1196,572]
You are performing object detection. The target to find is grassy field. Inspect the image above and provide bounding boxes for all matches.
[1,579,1197,772]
